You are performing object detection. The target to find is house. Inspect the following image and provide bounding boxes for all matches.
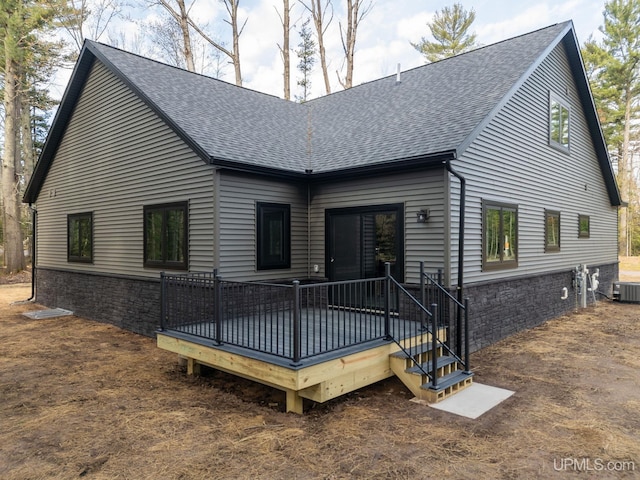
[23,21,622,412]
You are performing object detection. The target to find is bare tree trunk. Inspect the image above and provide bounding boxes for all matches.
[176,0,195,71]
[159,0,195,71]
[226,0,243,86]
[301,0,332,94]
[337,0,371,89]
[20,94,35,189]
[278,0,291,100]
[188,0,245,86]
[2,54,26,273]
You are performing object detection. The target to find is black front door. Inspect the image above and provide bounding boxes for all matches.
[326,204,404,283]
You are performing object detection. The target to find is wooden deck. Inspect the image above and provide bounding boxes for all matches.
[157,309,441,413]
[163,307,401,362]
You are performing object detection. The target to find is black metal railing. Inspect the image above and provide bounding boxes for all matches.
[419,261,470,374]
[160,262,470,372]
[161,272,393,364]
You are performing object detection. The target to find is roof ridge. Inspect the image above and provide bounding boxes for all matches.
[307,21,571,104]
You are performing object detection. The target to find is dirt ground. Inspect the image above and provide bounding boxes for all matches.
[1,265,639,479]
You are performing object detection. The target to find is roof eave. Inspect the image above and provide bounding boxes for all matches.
[307,151,457,181]
[85,41,212,166]
[22,40,216,204]
[23,45,96,204]
[454,21,623,207]
[562,29,623,207]
[211,157,307,180]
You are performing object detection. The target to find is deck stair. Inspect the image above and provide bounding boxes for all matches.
[390,343,473,403]
[384,263,473,403]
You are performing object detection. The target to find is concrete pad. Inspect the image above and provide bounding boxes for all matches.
[22,308,74,320]
[420,383,515,419]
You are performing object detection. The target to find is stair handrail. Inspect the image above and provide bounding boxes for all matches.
[420,264,470,374]
[421,269,465,310]
[388,275,466,368]
[383,263,434,381]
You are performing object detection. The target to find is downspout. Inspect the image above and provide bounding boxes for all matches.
[445,160,466,357]
[445,160,465,299]
[26,205,37,301]
[307,179,311,278]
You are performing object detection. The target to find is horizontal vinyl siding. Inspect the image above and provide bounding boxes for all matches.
[35,62,215,278]
[218,172,308,281]
[452,42,618,285]
[310,169,446,283]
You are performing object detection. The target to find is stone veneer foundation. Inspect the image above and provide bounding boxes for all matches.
[35,263,618,349]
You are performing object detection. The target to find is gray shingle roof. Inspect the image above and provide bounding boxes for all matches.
[308,22,568,172]
[88,43,309,173]
[23,20,621,205]
[88,21,569,174]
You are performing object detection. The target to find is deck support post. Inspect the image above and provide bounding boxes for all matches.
[187,358,201,376]
[286,389,304,414]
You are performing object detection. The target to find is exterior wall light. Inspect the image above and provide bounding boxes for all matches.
[416,209,430,223]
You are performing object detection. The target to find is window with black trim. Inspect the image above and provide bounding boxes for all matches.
[257,202,290,270]
[483,201,518,270]
[579,215,590,238]
[545,210,561,252]
[550,93,570,150]
[68,212,93,263]
[144,202,188,269]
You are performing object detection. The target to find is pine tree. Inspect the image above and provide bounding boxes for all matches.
[296,18,316,102]
[412,3,477,63]
[582,0,640,255]
[1,0,70,273]
[299,0,333,94]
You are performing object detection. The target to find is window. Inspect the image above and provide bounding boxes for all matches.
[579,215,590,238]
[550,94,570,150]
[545,210,561,252]
[144,202,188,269]
[483,201,518,270]
[68,212,93,263]
[257,202,290,270]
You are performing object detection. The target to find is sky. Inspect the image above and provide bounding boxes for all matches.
[52,0,609,101]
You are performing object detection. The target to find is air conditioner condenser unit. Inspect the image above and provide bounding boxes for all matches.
[613,282,640,303]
